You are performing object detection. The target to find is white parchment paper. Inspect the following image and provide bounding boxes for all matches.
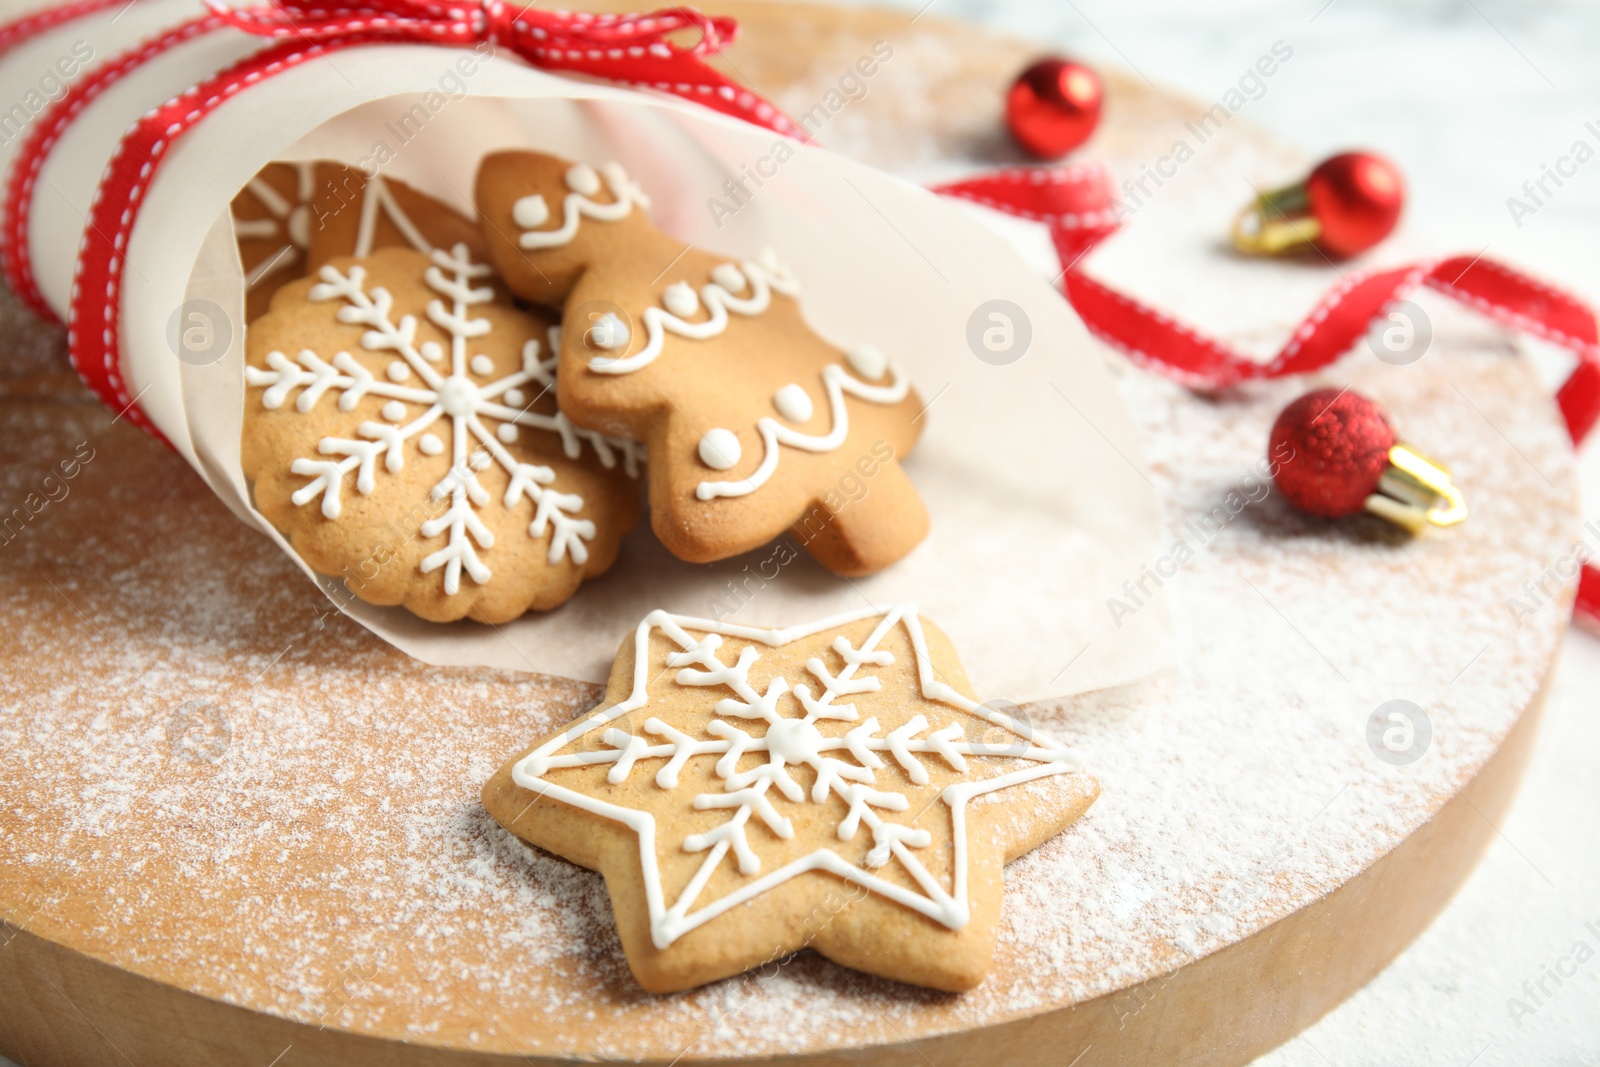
[11,13,1170,701]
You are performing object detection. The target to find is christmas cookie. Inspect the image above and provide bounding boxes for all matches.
[232,162,487,323]
[231,161,316,322]
[482,604,1097,992]
[241,244,644,623]
[474,151,930,577]
[304,163,488,272]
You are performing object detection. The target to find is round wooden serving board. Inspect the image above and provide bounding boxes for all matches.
[0,3,1581,1065]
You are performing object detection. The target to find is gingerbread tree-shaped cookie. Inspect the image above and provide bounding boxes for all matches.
[475,151,929,577]
[483,604,1097,992]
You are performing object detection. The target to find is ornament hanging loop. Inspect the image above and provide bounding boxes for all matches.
[1231,183,1323,255]
[1232,151,1404,259]
[1366,444,1468,534]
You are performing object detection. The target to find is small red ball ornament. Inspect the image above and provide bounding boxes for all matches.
[1233,151,1405,259]
[1006,57,1103,160]
[1270,388,1467,534]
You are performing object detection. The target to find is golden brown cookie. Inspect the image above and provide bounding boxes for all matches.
[231,161,316,323]
[304,163,488,273]
[241,244,644,623]
[233,162,490,323]
[482,604,1098,992]
[474,151,930,577]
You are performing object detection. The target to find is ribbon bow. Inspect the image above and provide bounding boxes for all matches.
[205,0,803,137]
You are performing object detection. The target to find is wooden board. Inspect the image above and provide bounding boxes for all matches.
[0,3,1579,1065]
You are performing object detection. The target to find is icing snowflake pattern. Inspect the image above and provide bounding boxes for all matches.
[512,604,1085,949]
[244,244,643,594]
[232,162,314,290]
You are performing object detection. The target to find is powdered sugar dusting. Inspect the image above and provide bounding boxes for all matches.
[0,15,1580,1064]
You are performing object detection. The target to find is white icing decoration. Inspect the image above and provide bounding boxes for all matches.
[846,344,887,380]
[233,162,314,289]
[566,163,601,197]
[516,162,650,250]
[470,354,495,377]
[510,604,1085,949]
[512,195,550,229]
[243,244,644,593]
[419,433,443,455]
[386,361,410,383]
[351,173,434,259]
[698,429,741,471]
[587,312,631,351]
[497,423,518,444]
[711,263,746,292]
[662,281,700,318]
[695,363,910,501]
[584,258,800,376]
[773,383,813,423]
[381,400,406,423]
[557,252,906,500]
[504,388,526,408]
[234,168,455,291]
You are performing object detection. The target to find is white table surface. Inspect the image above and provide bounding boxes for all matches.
[858,1,1600,1063]
[5,2,1596,1065]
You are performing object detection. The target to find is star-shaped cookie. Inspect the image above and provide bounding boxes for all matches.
[482,604,1098,992]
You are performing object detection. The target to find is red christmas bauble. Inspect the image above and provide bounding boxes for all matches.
[1005,58,1103,160]
[1270,388,1396,518]
[1306,152,1405,258]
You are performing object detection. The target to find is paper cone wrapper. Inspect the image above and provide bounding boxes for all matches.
[0,0,1171,701]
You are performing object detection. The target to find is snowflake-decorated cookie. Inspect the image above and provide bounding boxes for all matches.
[232,161,316,322]
[241,245,644,623]
[232,162,487,323]
[482,604,1097,992]
[304,163,489,272]
[474,151,930,578]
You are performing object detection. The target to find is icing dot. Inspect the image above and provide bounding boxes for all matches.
[497,423,518,444]
[773,383,813,422]
[381,401,406,423]
[470,450,490,471]
[588,312,630,350]
[512,195,549,228]
[662,281,700,318]
[418,433,443,455]
[420,341,444,363]
[711,264,746,292]
[437,375,477,418]
[504,388,526,407]
[698,428,742,471]
[470,354,494,377]
[566,164,601,197]
[386,361,410,383]
[847,344,887,380]
[765,719,824,764]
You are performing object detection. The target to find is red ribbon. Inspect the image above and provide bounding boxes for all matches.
[0,0,803,439]
[933,165,1600,628]
[0,0,1593,625]
[205,0,803,138]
